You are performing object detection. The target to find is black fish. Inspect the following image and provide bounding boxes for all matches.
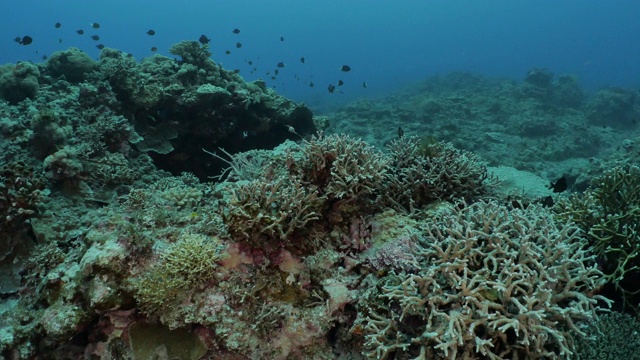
[91,35,100,41]
[300,57,305,63]
[271,76,276,80]
[76,29,84,35]
[147,29,156,36]
[150,46,158,52]
[225,50,231,55]
[91,22,100,29]
[362,82,367,88]
[280,36,284,41]
[54,22,61,28]
[236,42,242,48]
[548,176,567,193]
[540,195,554,207]
[276,62,285,68]
[398,127,404,138]
[232,28,240,34]
[14,36,32,45]
[96,44,104,50]
[199,34,210,44]
[309,82,314,87]
[340,65,351,72]
[42,55,48,60]
[58,38,62,43]
[337,80,344,86]
[328,84,335,93]
[274,69,279,75]
[247,60,253,65]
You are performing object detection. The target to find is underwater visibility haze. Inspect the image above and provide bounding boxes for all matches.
[1,1,640,359]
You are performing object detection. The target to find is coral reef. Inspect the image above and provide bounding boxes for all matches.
[0,43,624,359]
[556,164,640,310]
[356,201,610,359]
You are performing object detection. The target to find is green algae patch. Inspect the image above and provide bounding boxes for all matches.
[129,321,207,360]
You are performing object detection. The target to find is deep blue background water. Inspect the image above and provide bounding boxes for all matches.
[2,0,639,111]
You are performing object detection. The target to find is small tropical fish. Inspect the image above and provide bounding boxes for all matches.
[42,55,48,60]
[225,50,231,55]
[548,176,568,193]
[309,81,314,87]
[76,29,84,35]
[276,62,285,68]
[14,36,33,45]
[362,81,367,88]
[340,65,351,72]
[54,22,62,28]
[199,34,210,44]
[150,46,157,52]
[337,80,344,86]
[91,22,100,29]
[300,57,305,63]
[398,127,404,138]
[96,44,104,49]
[274,69,279,75]
[235,42,242,48]
[232,28,240,34]
[90,35,100,41]
[146,29,156,36]
[280,36,284,41]
[328,84,335,93]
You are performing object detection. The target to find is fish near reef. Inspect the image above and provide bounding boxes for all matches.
[54,22,62,28]
[76,29,84,35]
[91,22,100,29]
[146,29,155,35]
[548,176,567,193]
[91,35,100,41]
[199,34,210,44]
[328,84,336,93]
[340,65,351,72]
[276,62,285,68]
[232,28,240,34]
[14,36,33,45]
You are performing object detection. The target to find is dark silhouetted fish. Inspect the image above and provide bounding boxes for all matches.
[58,38,62,43]
[328,84,335,93]
[280,36,284,41]
[76,29,84,35]
[147,29,156,36]
[309,82,314,87]
[42,55,48,60]
[232,28,240,34]
[398,127,404,138]
[54,22,61,28]
[274,69,279,75]
[548,176,567,193]
[362,82,367,88]
[14,36,33,45]
[91,22,100,29]
[150,46,157,52]
[540,195,554,207]
[96,44,104,49]
[276,62,285,68]
[199,34,210,44]
[225,50,231,55]
[340,65,351,72]
[91,35,100,41]
[300,57,305,63]
[236,42,242,48]
[247,60,253,65]
[337,80,344,86]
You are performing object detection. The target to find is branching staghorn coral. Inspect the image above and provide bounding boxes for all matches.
[298,132,389,201]
[221,175,324,254]
[383,135,491,212]
[357,201,610,359]
[556,164,640,309]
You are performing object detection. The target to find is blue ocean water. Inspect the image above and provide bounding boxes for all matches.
[2,0,640,110]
